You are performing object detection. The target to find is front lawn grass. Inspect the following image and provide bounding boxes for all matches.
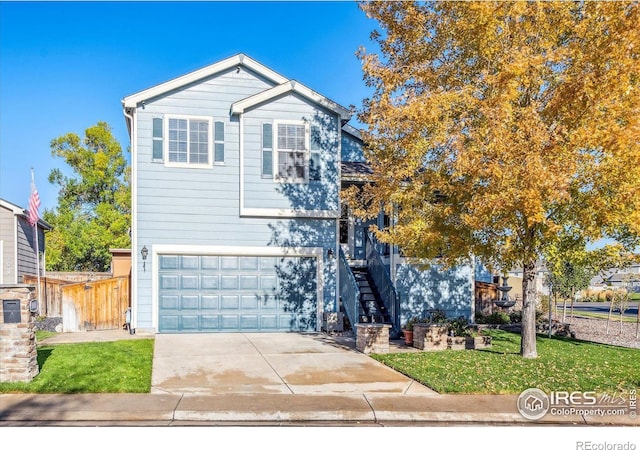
[372,330,640,394]
[0,339,154,394]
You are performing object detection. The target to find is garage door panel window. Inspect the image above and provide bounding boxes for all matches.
[181,296,199,309]
[221,257,239,270]
[202,316,220,330]
[201,296,219,309]
[201,276,219,289]
[160,256,179,269]
[221,276,239,290]
[221,295,240,309]
[181,275,199,289]
[161,275,179,290]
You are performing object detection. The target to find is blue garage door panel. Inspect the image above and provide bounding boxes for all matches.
[158,254,317,333]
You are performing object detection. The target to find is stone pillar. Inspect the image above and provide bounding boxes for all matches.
[355,324,390,354]
[0,284,39,382]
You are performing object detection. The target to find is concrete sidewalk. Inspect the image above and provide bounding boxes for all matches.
[1,392,636,426]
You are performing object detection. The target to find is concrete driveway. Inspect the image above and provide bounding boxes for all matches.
[151,332,436,396]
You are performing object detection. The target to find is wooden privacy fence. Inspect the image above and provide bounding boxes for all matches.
[23,275,67,317]
[24,275,130,332]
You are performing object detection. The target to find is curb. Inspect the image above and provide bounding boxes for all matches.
[1,393,637,426]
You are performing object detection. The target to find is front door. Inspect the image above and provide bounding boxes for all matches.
[339,205,366,261]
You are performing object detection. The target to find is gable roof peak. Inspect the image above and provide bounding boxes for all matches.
[122,53,289,109]
[230,79,352,121]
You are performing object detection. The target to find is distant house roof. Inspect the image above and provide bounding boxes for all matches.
[607,272,640,283]
[341,161,373,182]
[0,198,52,230]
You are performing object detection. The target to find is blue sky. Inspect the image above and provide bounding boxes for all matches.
[0,1,375,213]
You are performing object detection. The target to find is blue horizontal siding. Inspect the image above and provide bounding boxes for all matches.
[396,262,473,326]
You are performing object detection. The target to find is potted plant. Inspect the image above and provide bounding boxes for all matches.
[402,317,418,346]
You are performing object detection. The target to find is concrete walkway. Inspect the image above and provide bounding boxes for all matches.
[0,329,637,426]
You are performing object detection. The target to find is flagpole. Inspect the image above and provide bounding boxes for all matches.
[34,220,41,307]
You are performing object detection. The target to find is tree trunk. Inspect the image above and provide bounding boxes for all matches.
[606,300,614,335]
[521,260,538,358]
[570,288,575,323]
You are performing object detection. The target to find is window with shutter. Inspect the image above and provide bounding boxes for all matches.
[275,121,308,183]
[165,115,214,167]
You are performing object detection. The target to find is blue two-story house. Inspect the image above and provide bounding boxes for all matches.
[122,53,476,335]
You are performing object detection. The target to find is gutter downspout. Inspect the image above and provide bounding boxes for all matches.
[122,105,137,332]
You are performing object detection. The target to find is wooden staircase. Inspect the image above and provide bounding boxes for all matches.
[351,267,392,325]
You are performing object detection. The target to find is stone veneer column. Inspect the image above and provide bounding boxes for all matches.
[0,284,39,382]
[355,324,390,354]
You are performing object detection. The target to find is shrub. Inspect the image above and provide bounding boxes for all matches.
[509,311,522,323]
[447,316,470,336]
[428,309,448,324]
[486,311,511,324]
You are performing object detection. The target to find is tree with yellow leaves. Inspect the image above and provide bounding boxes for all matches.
[351,1,640,358]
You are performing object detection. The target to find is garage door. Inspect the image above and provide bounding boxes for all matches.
[157,254,318,333]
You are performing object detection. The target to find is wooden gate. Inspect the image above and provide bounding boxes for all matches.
[61,277,130,332]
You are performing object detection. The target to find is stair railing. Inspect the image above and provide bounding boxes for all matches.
[365,231,400,333]
[338,247,361,333]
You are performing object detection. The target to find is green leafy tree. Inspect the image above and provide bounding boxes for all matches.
[44,121,130,271]
[350,1,640,358]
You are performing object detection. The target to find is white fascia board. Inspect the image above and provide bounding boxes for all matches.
[122,53,288,108]
[342,123,363,141]
[0,199,52,230]
[231,80,352,120]
[0,199,25,215]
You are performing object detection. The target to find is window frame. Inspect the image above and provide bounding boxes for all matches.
[164,114,213,168]
[273,119,310,184]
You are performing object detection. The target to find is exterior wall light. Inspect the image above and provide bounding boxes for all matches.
[141,245,149,271]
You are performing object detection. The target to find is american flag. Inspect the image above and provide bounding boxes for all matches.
[28,171,40,227]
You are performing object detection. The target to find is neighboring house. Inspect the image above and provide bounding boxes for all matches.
[505,261,550,300]
[586,263,640,294]
[122,53,474,334]
[109,248,132,278]
[600,264,640,294]
[0,198,52,285]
